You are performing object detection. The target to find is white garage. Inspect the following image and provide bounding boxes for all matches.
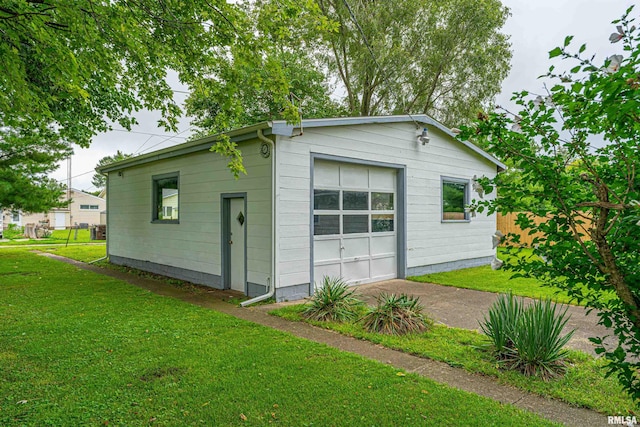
[100,115,504,303]
[313,160,398,286]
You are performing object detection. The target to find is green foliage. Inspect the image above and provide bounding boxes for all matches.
[271,304,636,414]
[3,224,24,239]
[361,293,432,335]
[314,0,512,125]
[303,276,364,322]
[480,292,522,358]
[186,1,343,139]
[460,7,640,400]
[91,151,133,189]
[505,299,574,380]
[0,1,249,210]
[0,251,558,426]
[482,294,574,380]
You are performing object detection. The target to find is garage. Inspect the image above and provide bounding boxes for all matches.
[312,159,399,286]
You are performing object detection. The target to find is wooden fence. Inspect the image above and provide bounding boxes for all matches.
[496,212,592,246]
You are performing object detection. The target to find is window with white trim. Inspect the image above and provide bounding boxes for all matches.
[80,204,100,210]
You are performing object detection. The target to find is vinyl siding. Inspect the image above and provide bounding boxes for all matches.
[107,139,272,287]
[275,122,497,288]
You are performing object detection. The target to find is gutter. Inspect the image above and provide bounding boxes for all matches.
[241,129,277,306]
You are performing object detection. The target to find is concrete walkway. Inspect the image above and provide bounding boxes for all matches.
[39,253,612,427]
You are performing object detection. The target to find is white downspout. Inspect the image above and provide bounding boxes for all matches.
[241,129,277,306]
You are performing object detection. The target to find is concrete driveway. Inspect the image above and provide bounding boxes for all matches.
[353,279,613,356]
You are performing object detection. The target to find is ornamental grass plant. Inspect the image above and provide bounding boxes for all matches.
[481,293,574,380]
[302,276,364,322]
[361,293,432,335]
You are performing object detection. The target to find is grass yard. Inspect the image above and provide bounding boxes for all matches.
[408,264,577,304]
[270,305,637,415]
[408,249,580,303]
[0,228,100,245]
[0,250,556,426]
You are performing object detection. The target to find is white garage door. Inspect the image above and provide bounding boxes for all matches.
[313,160,397,287]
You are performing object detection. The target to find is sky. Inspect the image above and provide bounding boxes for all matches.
[52,0,632,192]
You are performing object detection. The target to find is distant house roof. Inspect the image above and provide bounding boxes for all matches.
[97,115,505,173]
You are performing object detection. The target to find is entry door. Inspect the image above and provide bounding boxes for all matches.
[225,197,246,293]
[54,212,66,230]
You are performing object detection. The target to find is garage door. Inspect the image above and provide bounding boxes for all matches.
[313,160,397,286]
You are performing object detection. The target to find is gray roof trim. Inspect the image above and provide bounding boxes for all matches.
[272,115,505,170]
[97,122,272,173]
[98,115,505,173]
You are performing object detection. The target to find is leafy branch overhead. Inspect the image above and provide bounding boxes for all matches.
[460,5,640,401]
[0,0,242,210]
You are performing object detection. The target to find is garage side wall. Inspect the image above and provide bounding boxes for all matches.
[275,122,497,300]
[106,139,272,293]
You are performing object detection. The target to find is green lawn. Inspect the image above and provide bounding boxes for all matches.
[0,229,100,245]
[270,305,636,415]
[408,249,579,303]
[0,250,556,426]
[408,264,578,304]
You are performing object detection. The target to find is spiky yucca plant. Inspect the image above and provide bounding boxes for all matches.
[302,276,364,322]
[480,292,522,359]
[504,298,574,380]
[480,293,574,380]
[361,293,432,335]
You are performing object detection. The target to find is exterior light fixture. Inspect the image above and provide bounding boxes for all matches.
[417,128,430,145]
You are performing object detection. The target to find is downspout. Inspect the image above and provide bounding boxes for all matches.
[88,171,109,265]
[241,129,277,306]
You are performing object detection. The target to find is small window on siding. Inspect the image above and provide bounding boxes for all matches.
[153,173,179,222]
[80,204,100,210]
[442,179,469,221]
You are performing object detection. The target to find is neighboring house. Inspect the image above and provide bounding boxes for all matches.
[98,115,505,302]
[3,188,106,230]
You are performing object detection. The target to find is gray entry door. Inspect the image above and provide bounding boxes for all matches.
[223,196,246,293]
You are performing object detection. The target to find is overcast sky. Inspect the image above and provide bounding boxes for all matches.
[54,0,632,192]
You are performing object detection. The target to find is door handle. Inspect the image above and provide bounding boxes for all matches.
[229,240,233,244]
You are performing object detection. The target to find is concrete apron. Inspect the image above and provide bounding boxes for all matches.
[39,253,609,426]
[355,279,612,357]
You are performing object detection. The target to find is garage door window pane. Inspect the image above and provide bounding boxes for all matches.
[372,192,393,210]
[314,190,339,210]
[343,214,368,233]
[343,191,368,210]
[372,214,394,232]
[314,215,340,235]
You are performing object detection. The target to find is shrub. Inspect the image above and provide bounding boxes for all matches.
[4,224,24,239]
[480,293,574,380]
[505,298,574,380]
[480,292,522,358]
[302,276,363,322]
[361,293,432,335]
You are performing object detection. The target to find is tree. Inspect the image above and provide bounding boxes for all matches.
[461,6,640,400]
[315,0,512,126]
[1,0,243,211]
[186,0,344,135]
[92,151,133,189]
